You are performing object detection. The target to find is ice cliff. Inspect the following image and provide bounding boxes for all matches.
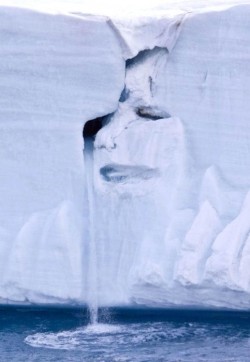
[0,0,250,310]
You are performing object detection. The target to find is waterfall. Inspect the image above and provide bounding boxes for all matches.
[84,137,98,324]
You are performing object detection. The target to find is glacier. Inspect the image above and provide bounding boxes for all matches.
[0,0,250,310]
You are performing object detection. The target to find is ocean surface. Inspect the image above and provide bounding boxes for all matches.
[0,307,249,362]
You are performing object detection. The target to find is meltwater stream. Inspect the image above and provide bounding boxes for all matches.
[84,137,98,325]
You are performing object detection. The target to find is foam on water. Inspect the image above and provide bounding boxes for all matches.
[83,323,122,334]
[25,330,80,350]
[24,320,250,362]
[0,308,248,361]
[24,323,123,350]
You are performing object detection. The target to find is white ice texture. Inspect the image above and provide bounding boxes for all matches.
[0,1,250,310]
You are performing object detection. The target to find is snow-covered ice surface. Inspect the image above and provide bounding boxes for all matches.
[0,0,250,310]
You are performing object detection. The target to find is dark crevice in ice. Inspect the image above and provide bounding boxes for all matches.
[100,163,159,183]
[136,107,171,121]
[83,118,103,138]
[83,112,115,139]
[126,46,168,68]
[119,87,130,103]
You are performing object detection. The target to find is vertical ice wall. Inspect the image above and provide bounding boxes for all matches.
[0,7,124,303]
[0,3,250,310]
[93,5,250,309]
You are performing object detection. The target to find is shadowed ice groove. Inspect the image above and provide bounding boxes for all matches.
[174,200,222,286]
[204,191,250,292]
[100,164,159,183]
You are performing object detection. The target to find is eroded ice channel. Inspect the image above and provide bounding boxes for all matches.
[0,1,250,311]
[83,118,104,324]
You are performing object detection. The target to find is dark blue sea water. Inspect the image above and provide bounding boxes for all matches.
[0,307,249,362]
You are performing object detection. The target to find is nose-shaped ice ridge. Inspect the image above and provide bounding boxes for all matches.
[100,164,159,183]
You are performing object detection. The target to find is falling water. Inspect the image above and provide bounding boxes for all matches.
[84,137,98,324]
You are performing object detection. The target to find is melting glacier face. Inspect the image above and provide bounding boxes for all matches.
[0,2,250,310]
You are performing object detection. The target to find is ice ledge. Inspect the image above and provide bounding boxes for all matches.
[107,14,185,60]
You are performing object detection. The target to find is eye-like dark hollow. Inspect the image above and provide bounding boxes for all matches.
[83,118,103,138]
[136,107,171,121]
